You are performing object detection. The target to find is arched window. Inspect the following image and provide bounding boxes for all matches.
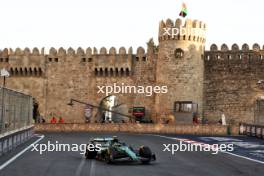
[29,68,33,76]
[15,68,19,75]
[125,68,130,76]
[104,68,108,77]
[39,68,42,76]
[120,68,124,77]
[110,68,114,76]
[95,68,98,76]
[25,68,28,76]
[115,68,119,76]
[175,48,184,58]
[10,68,14,75]
[99,68,103,76]
[34,68,38,76]
[20,68,23,75]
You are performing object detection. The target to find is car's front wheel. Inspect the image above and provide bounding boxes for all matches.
[139,146,152,164]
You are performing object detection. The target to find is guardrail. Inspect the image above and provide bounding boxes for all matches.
[239,123,264,139]
[0,125,34,156]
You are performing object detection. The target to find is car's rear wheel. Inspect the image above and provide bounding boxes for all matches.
[85,150,97,159]
[139,146,152,164]
[105,153,113,164]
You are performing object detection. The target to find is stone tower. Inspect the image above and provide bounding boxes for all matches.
[155,18,206,120]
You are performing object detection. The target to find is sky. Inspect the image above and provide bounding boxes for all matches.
[0,0,263,51]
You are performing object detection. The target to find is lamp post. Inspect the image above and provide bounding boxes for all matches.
[67,98,134,121]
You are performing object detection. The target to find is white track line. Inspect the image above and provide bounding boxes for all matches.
[222,151,264,164]
[0,134,45,170]
[89,160,96,176]
[75,158,86,176]
[150,134,264,165]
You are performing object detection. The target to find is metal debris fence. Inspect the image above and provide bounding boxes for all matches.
[0,87,33,135]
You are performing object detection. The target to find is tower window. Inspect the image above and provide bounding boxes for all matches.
[54,58,59,62]
[82,58,86,62]
[88,58,93,62]
[174,101,198,113]
[95,68,98,76]
[175,48,184,58]
[142,57,147,61]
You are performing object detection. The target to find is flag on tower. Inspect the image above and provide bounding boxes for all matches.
[179,3,188,17]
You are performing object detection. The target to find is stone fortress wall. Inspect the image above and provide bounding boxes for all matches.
[0,17,263,124]
[0,46,157,123]
[204,43,264,124]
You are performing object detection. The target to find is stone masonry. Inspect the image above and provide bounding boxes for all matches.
[0,18,264,124]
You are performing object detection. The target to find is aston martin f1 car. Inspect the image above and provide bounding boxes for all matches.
[85,137,156,164]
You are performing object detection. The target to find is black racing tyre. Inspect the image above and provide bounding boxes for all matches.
[139,146,152,164]
[105,153,113,164]
[105,148,118,164]
[85,150,97,159]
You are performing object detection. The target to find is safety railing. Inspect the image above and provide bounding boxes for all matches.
[0,87,33,135]
[239,123,264,139]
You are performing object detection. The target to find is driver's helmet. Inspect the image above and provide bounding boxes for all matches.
[112,136,119,143]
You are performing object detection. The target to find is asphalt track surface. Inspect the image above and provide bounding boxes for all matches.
[0,132,264,176]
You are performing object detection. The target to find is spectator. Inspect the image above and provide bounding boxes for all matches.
[58,117,64,123]
[192,114,198,124]
[50,117,57,123]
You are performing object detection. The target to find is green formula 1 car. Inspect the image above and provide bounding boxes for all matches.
[85,137,156,164]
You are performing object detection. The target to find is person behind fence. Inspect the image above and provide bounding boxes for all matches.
[192,113,198,124]
[58,117,64,123]
[50,117,57,123]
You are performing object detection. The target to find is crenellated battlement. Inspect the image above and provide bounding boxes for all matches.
[0,47,45,56]
[0,46,151,78]
[205,43,264,64]
[47,46,137,56]
[0,46,146,57]
[207,43,264,52]
[158,18,206,43]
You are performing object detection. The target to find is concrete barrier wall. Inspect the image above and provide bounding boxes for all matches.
[35,123,239,136]
[0,126,34,156]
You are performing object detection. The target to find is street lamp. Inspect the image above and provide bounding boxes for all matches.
[67,98,134,120]
[67,100,74,107]
[0,68,10,87]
